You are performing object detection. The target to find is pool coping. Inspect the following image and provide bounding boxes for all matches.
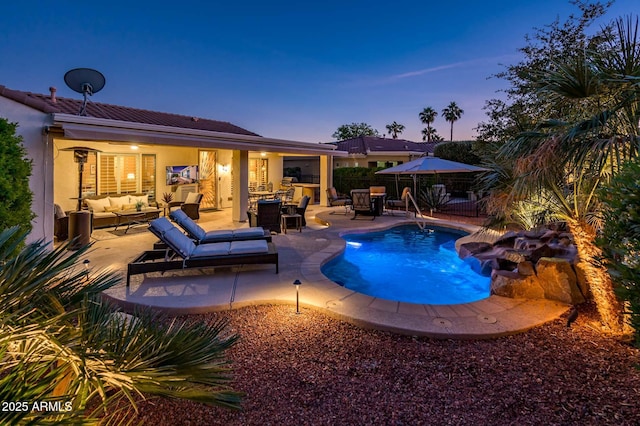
[100,210,569,339]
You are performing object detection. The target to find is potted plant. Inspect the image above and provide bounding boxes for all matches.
[135,200,144,212]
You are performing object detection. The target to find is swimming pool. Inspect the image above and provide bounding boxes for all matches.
[321,225,490,305]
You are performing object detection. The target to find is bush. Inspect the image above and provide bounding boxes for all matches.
[433,140,481,165]
[597,159,640,345]
[0,118,33,249]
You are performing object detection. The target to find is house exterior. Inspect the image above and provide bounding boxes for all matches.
[0,84,342,244]
[330,136,436,169]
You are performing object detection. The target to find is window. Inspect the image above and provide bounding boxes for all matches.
[97,153,156,199]
[249,158,268,188]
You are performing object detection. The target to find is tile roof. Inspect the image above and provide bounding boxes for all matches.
[332,136,436,155]
[0,85,260,136]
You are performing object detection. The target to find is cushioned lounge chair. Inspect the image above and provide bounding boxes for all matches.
[127,218,278,286]
[169,209,271,244]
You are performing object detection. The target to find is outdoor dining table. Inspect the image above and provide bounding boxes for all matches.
[249,190,276,199]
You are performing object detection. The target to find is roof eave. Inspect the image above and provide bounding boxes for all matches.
[52,113,346,156]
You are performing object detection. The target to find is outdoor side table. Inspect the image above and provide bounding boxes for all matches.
[281,213,302,234]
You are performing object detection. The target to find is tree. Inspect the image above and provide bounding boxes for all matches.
[421,127,444,142]
[0,228,242,424]
[478,9,640,334]
[433,141,482,165]
[332,122,379,140]
[418,107,438,142]
[385,121,405,139]
[475,1,613,143]
[0,118,33,251]
[442,102,464,141]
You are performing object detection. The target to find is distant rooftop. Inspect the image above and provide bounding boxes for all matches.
[330,136,436,155]
[0,85,260,136]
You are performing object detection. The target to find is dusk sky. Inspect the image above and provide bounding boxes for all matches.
[1,1,636,143]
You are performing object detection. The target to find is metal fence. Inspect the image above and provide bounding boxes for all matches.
[333,173,486,218]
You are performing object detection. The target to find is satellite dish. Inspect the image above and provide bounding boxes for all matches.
[64,68,106,116]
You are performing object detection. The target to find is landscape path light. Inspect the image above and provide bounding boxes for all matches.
[293,279,302,314]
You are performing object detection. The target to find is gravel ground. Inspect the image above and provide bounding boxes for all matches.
[126,302,640,425]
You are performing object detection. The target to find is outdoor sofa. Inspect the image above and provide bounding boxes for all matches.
[82,193,159,229]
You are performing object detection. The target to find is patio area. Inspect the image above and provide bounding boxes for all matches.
[89,205,569,339]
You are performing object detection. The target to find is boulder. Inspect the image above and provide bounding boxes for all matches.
[540,230,559,242]
[493,231,519,248]
[517,260,536,276]
[536,257,585,304]
[501,249,527,264]
[491,270,545,299]
[458,241,493,259]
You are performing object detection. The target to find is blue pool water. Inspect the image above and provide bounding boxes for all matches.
[321,225,490,305]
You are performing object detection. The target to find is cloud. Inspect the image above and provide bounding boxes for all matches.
[390,61,469,80]
[387,54,520,82]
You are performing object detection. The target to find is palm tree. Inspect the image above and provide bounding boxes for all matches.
[442,102,464,141]
[385,121,405,139]
[421,127,443,142]
[481,16,640,335]
[418,107,438,142]
[0,228,242,424]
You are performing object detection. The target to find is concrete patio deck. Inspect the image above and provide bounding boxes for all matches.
[88,205,569,339]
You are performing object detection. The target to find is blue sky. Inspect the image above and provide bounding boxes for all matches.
[0,1,636,143]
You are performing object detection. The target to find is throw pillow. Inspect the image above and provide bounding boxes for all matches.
[109,195,130,209]
[122,204,137,210]
[85,198,111,212]
[104,206,120,212]
[184,192,200,204]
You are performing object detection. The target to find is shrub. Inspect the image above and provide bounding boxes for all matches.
[0,118,34,249]
[597,160,640,345]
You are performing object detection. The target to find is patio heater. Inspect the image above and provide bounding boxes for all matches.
[60,146,100,250]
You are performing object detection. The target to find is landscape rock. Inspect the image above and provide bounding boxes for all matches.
[536,257,585,304]
[517,260,535,276]
[491,270,545,299]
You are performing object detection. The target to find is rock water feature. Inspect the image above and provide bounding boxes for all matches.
[459,228,588,304]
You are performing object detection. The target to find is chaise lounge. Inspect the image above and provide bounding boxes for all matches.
[127,218,278,286]
[168,209,271,244]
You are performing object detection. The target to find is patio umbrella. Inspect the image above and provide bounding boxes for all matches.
[376,156,489,196]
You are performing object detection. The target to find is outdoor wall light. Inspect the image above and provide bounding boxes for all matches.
[293,279,302,314]
[130,145,139,150]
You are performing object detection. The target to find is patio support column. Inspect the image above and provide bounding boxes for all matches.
[319,154,332,207]
[232,150,249,222]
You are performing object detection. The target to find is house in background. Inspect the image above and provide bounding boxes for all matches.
[0,84,342,243]
[330,136,436,169]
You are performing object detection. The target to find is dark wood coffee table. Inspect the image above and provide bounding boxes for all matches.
[113,209,161,233]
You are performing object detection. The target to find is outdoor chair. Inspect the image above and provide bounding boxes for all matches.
[169,192,203,220]
[386,187,414,216]
[247,199,282,233]
[127,218,278,286]
[281,195,310,227]
[326,187,352,214]
[168,209,271,244]
[54,203,69,241]
[350,189,376,220]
